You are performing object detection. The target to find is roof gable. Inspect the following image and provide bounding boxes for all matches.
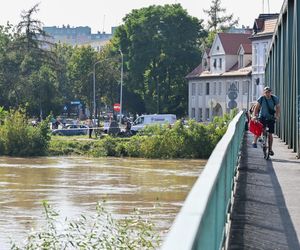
[238,43,252,54]
[217,33,251,55]
[210,35,225,56]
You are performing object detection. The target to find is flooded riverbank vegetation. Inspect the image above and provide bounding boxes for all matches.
[11,201,161,250]
[0,108,236,158]
[0,109,51,156]
[49,110,237,159]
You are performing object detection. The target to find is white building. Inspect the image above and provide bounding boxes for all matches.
[250,14,279,101]
[187,33,252,121]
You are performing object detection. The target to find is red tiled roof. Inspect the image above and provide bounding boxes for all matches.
[240,43,252,54]
[185,63,203,78]
[218,33,251,54]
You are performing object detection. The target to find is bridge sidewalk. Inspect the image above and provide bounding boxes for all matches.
[228,132,300,249]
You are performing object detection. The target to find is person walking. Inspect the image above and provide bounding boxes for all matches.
[251,86,280,155]
[86,117,94,138]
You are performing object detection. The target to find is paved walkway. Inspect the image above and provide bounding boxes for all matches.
[228,132,300,249]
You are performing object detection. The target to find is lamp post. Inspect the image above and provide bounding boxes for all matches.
[119,49,124,124]
[93,60,102,120]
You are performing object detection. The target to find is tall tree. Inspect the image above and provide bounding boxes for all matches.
[3,4,59,117]
[112,4,206,116]
[203,0,239,32]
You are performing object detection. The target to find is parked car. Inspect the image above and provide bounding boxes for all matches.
[52,124,89,136]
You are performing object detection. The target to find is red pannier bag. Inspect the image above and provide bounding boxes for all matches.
[249,120,263,136]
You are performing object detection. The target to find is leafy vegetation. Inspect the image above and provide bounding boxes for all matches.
[11,201,161,250]
[0,4,206,119]
[112,4,206,116]
[0,108,51,156]
[202,0,239,47]
[49,111,237,159]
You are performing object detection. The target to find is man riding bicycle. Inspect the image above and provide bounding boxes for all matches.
[251,86,280,155]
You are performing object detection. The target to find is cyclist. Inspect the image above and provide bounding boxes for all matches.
[251,86,280,155]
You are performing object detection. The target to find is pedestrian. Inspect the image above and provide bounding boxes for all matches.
[251,86,280,155]
[86,117,93,138]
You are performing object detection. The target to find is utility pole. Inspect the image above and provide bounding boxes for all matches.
[119,49,124,124]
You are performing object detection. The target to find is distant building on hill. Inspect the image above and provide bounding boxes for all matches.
[43,25,116,50]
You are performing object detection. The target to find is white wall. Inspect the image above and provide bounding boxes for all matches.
[188,76,252,121]
[252,38,272,100]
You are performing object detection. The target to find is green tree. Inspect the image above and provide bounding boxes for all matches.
[112,4,206,116]
[1,4,60,118]
[67,46,98,113]
[203,0,239,32]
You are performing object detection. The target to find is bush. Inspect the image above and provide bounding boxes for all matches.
[47,111,237,159]
[0,109,51,156]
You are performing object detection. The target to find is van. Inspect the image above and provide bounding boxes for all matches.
[131,114,177,133]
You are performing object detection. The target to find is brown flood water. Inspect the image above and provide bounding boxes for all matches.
[0,156,205,248]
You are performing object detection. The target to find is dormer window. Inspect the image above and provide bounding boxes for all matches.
[219,58,222,68]
[213,59,217,68]
[217,46,219,51]
[239,54,244,68]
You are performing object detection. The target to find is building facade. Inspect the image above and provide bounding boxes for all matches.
[250,14,279,101]
[43,25,115,49]
[187,33,252,121]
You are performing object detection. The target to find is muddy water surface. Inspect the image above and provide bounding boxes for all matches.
[0,156,205,248]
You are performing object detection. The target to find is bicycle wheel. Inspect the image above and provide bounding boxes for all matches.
[264,132,270,160]
[262,131,269,159]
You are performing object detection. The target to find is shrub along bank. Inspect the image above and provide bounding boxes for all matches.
[49,111,237,159]
[0,109,50,156]
[0,108,237,158]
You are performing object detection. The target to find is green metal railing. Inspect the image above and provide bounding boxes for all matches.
[265,0,300,157]
[161,111,245,250]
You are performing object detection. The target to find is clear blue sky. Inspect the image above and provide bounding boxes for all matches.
[0,0,284,33]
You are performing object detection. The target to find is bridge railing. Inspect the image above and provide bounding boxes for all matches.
[265,0,300,157]
[161,111,245,250]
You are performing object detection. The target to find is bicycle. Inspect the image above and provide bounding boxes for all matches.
[261,126,271,160]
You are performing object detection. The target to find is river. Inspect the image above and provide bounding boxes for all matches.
[0,156,205,249]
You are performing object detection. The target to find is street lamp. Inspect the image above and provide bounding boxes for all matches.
[93,60,102,120]
[119,49,124,124]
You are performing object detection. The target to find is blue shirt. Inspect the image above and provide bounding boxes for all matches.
[257,95,279,120]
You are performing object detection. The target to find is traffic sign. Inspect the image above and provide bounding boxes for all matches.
[113,103,120,112]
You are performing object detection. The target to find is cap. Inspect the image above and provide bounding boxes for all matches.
[264,86,272,92]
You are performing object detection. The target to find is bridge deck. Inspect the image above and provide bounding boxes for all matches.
[228,132,300,249]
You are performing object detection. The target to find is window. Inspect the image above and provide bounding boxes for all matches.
[213,59,217,68]
[253,44,258,66]
[191,83,196,96]
[191,108,195,119]
[206,82,210,95]
[205,108,210,120]
[219,58,222,68]
[218,82,222,95]
[239,54,244,68]
[263,43,268,65]
[213,82,217,95]
[198,108,203,121]
[198,83,203,95]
